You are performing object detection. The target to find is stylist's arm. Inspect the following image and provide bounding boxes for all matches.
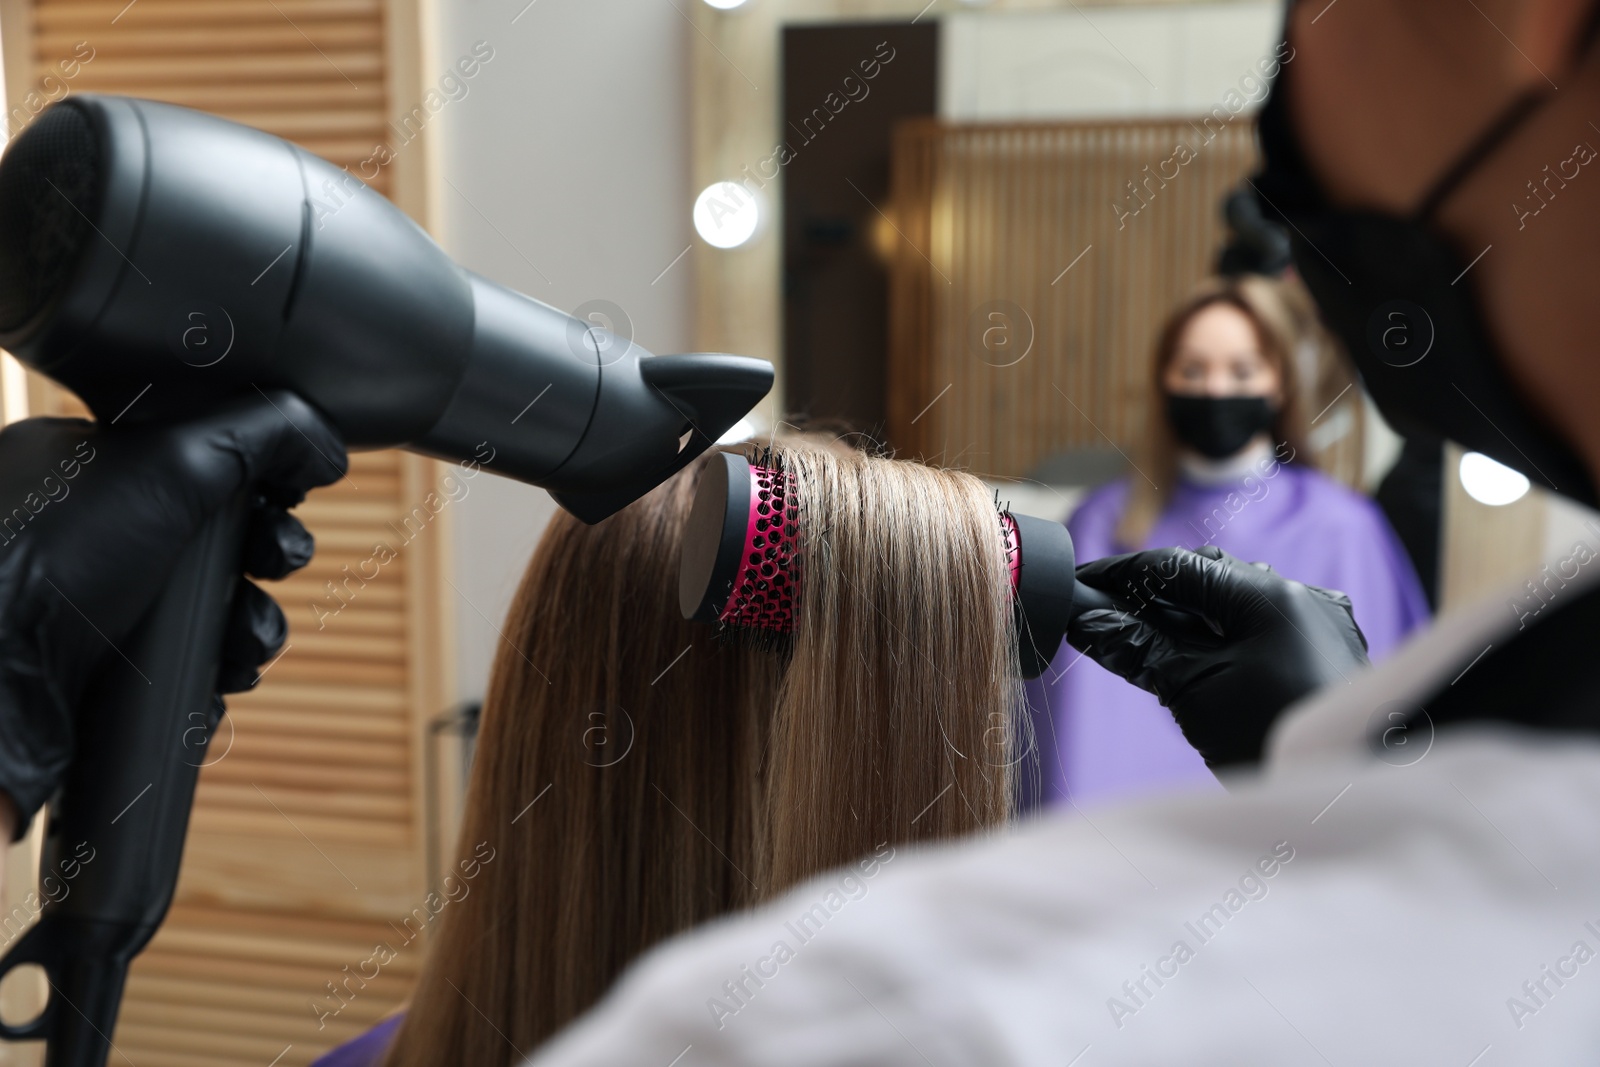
[1070,545,1371,769]
[0,391,347,870]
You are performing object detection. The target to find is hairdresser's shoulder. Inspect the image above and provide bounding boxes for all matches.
[528,731,1600,1065]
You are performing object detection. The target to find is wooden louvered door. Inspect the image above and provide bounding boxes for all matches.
[0,2,455,1065]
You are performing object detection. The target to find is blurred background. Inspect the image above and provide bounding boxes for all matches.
[0,0,1590,1063]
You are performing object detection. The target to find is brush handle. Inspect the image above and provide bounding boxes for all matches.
[1070,579,1222,644]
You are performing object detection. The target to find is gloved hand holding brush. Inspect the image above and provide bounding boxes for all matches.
[1069,545,1370,770]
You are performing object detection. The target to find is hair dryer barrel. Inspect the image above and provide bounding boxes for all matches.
[0,93,770,521]
[422,274,773,521]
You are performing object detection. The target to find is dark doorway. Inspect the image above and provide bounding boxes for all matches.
[781,22,938,441]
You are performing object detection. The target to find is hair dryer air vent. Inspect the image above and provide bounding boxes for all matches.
[0,105,100,332]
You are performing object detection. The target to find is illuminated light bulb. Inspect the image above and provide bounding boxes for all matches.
[1459,451,1531,506]
[693,181,760,248]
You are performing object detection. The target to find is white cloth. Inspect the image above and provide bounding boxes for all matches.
[525,584,1600,1066]
[1175,436,1277,487]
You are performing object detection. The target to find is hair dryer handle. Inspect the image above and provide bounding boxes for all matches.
[0,494,249,1067]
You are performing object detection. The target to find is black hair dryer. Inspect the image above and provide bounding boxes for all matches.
[0,94,771,1066]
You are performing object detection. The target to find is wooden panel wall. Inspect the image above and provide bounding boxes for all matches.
[1,1,452,1064]
[887,117,1364,486]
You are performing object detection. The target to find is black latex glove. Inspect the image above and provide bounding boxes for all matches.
[1069,545,1370,769]
[0,390,347,836]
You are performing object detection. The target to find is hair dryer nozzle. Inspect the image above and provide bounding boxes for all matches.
[549,354,774,524]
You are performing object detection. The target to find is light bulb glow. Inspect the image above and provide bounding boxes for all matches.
[702,0,750,8]
[1459,451,1531,506]
[693,181,760,249]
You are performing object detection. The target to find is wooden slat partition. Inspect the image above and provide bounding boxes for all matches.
[887,117,1364,488]
[3,1,452,1064]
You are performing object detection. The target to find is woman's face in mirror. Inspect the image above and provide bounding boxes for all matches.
[1162,303,1282,402]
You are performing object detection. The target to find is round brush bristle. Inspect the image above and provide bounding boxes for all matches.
[1000,511,1022,592]
[719,459,800,634]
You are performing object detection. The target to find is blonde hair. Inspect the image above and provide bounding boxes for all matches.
[1115,274,1315,549]
[382,440,1018,1066]
[765,438,1017,887]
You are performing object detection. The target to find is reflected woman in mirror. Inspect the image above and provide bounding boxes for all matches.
[1036,275,1429,806]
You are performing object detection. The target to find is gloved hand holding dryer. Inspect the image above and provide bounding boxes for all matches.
[0,392,347,840]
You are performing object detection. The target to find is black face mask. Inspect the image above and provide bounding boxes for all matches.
[1253,13,1600,507]
[1165,394,1276,460]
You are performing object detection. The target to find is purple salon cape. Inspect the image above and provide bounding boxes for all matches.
[311,1014,403,1067]
[1026,462,1429,808]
